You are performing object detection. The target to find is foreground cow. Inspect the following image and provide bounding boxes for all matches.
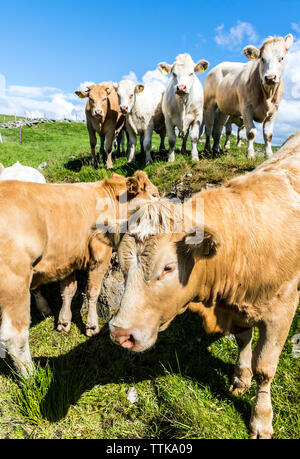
[158,53,209,162]
[113,80,166,165]
[75,82,124,169]
[109,131,300,438]
[0,171,158,376]
[204,34,293,158]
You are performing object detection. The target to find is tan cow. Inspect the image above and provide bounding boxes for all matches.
[75,82,125,169]
[204,35,293,158]
[109,131,300,438]
[0,171,158,376]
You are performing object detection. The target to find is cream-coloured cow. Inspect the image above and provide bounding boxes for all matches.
[204,35,293,158]
[0,171,158,376]
[158,53,209,162]
[110,131,300,438]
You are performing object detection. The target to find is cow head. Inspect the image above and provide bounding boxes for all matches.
[244,34,293,86]
[109,200,220,352]
[157,53,209,96]
[113,80,144,115]
[75,82,113,119]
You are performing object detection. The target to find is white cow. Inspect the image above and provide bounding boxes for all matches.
[204,35,293,158]
[0,161,46,183]
[157,53,209,162]
[113,80,166,165]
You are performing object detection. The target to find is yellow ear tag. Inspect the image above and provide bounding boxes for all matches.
[203,241,210,256]
[138,87,143,93]
[78,93,85,99]
[200,67,205,73]
[162,69,168,75]
[130,184,134,192]
[251,54,256,59]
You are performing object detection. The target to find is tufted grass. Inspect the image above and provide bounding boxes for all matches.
[0,119,299,439]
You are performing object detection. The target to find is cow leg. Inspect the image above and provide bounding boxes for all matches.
[85,243,112,337]
[165,116,176,162]
[236,126,245,148]
[140,132,145,156]
[100,134,105,160]
[87,123,98,168]
[33,289,52,316]
[126,125,137,163]
[203,101,216,155]
[190,121,200,161]
[159,126,166,153]
[143,125,154,165]
[105,132,114,170]
[181,132,188,155]
[224,120,232,150]
[212,111,228,157]
[241,106,256,159]
[0,285,33,377]
[57,273,77,333]
[230,328,253,395]
[249,286,298,439]
[263,113,277,159]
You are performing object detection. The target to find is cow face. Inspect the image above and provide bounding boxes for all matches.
[109,201,219,352]
[113,80,144,115]
[158,53,209,96]
[75,83,113,119]
[244,34,293,86]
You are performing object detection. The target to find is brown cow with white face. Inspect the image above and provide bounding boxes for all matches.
[204,34,293,158]
[75,82,124,169]
[110,130,300,438]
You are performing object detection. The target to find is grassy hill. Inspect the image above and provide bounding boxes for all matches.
[0,120,299,439]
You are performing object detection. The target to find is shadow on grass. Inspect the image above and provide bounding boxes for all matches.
[3,309,252,430]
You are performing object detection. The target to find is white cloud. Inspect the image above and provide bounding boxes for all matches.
[142,68,168,85]
[0,74,86,120]
[291,22,300,35]
[272,38,300,145]
[121,71,138,83]
[215,21,258,50]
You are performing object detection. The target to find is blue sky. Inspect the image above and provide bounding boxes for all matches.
[1,0,300,143]
[1,0,298,90]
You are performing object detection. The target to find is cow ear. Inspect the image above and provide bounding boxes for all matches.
[244,46,260,60]
[194,60,209,73]
[157,62,172,75]
[135,84,144,94]
[126,171,152,195]
[182,226,220,258]
[285,34,294,51]
[75,89,90,99]
[112,81,119,91]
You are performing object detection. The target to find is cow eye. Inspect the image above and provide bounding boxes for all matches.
[279,57,284,62]
[160,264,175,278]
[89,97,94,103]
[172,72,177,77]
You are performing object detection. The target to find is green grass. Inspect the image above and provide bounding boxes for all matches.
[0,119,299,439]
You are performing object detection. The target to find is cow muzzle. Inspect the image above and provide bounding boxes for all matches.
[109,324,136,349]
[120,106,129,114]
[264,75,277,85]
[176,85,188,96]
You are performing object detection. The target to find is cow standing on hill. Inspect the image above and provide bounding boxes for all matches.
[157,53,209,162]
[204,34,293,158]
[113,80,166,165]
[109,130,300,438]
[75,82,125,169]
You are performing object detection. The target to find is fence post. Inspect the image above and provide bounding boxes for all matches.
[19,126,22,145]
[0,132,2,144]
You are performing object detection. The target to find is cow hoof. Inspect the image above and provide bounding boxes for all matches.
[57,321,71,333]
[86,325,100,337]
[229,384,249,395]
[249,431,273,439]
[145,158,153,166]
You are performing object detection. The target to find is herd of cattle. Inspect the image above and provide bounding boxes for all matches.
[0,33,299,440]
[75,34,294,169]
